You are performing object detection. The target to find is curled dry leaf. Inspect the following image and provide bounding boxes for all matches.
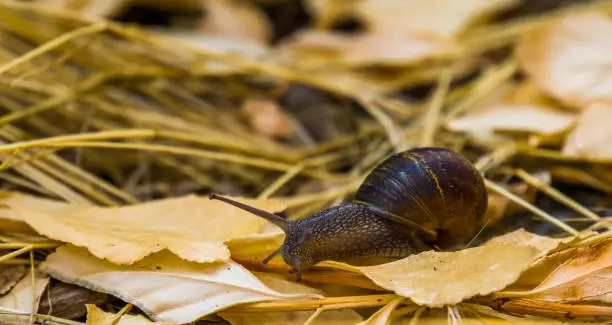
[242,96,293,138]
[500,238,612,303]
[563,103,612,158]
[0,271,49,324]
[0,191,285,264]
[305,0,519,38]
[85,305,167,325]
[356,229,571,307]
[41,245,321,324]
[516,14,612,108]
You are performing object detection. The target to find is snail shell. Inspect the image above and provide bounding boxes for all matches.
[354,147,488,249]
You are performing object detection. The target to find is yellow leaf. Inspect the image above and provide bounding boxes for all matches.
[501,238,612,302]
[357,296,404,325]
[221,309,362,325]
[483,228,567,253]
[0,192,285,264]
[516,14,612,108]
[41,245,321,324]
[220,273,363,325]
[85,305,169,325]
[563,103,612,158]
[227,231,285,261]
[357,243,540,307]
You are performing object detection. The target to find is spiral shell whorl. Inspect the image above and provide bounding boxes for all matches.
[354,147,488,249]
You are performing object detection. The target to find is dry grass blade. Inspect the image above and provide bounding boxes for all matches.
[485,180,578,235]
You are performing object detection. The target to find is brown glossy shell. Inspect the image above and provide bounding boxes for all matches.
[354,147,487,249]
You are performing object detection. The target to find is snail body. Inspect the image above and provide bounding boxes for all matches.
[210,147,488,280]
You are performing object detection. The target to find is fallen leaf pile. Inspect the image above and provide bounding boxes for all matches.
[2,0,612,324]
[0,192,285,264]
[0,189,611,323]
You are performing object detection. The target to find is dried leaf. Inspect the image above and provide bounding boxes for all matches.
[0,265,26,295]
[242,97,292,138]
[512,248,579,288]
[563,103,612,158]
[504,238,612,302]
[516,14,612,108]
[227,231,285,260]
[199,0,271,44]
[36,0,127,17]
[221,309,362,325]
[287,30,453,66]
[447,104,575,144]
[0,192,285,264]
[357,240,542,306]
[0,271,49,324]
[220,273,362,325]
[357,296,403,325]
[355,0,519,38]
[39,282,109,319]
[483,228,567,253]
[85,305,167,325]
[306,0,518,38]
[41,245,320,324]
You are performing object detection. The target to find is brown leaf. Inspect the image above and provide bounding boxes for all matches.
[41,245,321,324]
[516,14,612,108]
[563,103,612,158]
[242,96,293,138]
[0,265,26,295]
[0,192,285,264]
[39,282,109,320]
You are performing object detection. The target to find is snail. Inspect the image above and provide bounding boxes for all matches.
[210,147,488,280]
